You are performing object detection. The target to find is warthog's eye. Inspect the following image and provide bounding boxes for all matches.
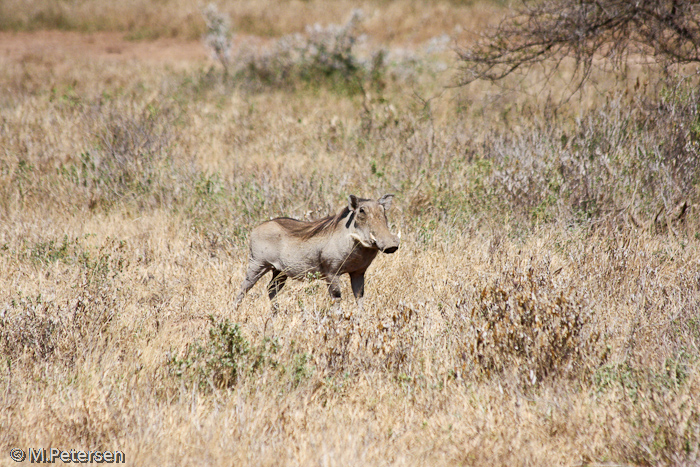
[359,207,366,215]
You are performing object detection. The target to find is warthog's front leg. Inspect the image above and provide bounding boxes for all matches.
[349,271,365,311]
[322,274,343,315]
[325,275,342,301]
[325,274,356,319]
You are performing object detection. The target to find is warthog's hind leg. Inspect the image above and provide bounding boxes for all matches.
[268,269,287,300]
[233,261,270,310]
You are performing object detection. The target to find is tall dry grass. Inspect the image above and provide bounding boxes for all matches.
[1,2,699,466]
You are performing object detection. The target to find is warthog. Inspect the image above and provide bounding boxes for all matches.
[234,194,400,311]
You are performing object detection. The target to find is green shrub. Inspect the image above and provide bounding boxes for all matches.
[168,317,279,390]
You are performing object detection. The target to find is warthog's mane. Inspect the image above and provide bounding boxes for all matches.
[274,207,353,241]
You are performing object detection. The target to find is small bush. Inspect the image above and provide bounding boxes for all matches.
[0,236,129,366]
[463,257,607,386]
[61,100,180,209]
[29,235,73,265]
[229,10,384,92]
[1,296,59,362]
[168,317,279,391]
[1,285,119,365]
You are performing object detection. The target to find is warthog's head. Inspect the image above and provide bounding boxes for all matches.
[347,194,400,254]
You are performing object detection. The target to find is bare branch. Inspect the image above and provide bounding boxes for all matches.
[457,0,700,87]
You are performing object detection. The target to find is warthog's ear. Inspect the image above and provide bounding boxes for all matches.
[348,195,360,211]
[378,194,394,210]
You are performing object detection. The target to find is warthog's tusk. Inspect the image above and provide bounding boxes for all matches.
[350,233,374,248]
[398,230,402,240]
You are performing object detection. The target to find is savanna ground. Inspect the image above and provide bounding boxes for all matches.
[1,1,699,465]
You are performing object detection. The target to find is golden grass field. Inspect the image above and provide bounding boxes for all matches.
[1,1,699,465]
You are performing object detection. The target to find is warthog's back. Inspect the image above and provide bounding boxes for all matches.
[249,219,330,278]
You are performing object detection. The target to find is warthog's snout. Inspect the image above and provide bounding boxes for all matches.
[380,236,400,254]
[370,232,399,254]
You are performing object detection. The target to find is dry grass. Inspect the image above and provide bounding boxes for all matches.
[1,2,700,466]
[0,0,501,43]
